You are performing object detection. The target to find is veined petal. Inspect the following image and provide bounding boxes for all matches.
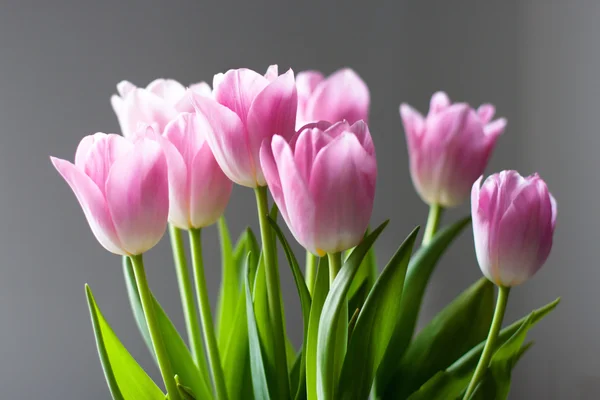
[82,134,133,196]
[146,78,187,105]
[120,89,179,137]
[51,157,124,255]
[213,68,270,124]
[293,128,332,183]
[105,138,169,255]
[264,65,279,82]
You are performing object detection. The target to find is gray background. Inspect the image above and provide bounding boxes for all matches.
[0,0,594,398]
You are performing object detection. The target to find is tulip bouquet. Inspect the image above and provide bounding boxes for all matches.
[51,65,558,400]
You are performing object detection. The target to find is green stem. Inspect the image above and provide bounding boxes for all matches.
[463,285,511,399]
[328,252,342,284]
[305,252,318,295]
[422,203,443,246]
[189,228,229,400]
[254,186,290,399]
[169,225,206,369]
[129,254,180,400]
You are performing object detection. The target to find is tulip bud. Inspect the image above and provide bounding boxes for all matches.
[260,120,376,255]
[401,91,506,207]
[191,65,298,188]
[51,130,169,255]
[111,78,211,137]
[156,113,232,229]
[296,68,370,129]
[471,171,557,286]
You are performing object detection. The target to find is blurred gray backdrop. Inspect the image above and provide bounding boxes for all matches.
[0,0,594,398]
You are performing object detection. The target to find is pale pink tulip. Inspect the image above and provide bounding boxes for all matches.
[472,171,557,287]
[191,65,297,188]
[296,68,369,129]
[260,120,376,255]
[51,130,169,255]
[111,78,212,137]
[152,113,233,229]
[401,91,506,207]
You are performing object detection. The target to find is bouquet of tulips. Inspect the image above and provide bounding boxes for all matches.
[51,66,558,400]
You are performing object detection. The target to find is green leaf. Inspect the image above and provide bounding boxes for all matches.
[382,278,494,399]
[216,216,241,353]
[86,285,164,400]
[406,298,560,400]
[338,227,419,400]
[122,259,213,400]
[347,241,378,314]
[306,256,329,400]
[245,254,272,400]
[317,221,389,400]
[268,217,312,400]
[175,375,197,400]
[376,217,471,395]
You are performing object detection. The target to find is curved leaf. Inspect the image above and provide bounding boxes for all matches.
[122,260,213,400]
[338,227,419,399]
[86,285,164,400]
[306,256,329,400]
[383,278,494,399]
[317,221,389,400]
[406,298,560,400]
[376,217,471,395]
[216,217,239,352]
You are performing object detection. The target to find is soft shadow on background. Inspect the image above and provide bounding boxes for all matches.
[0,1,595,398]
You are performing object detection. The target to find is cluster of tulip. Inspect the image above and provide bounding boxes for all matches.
[51,65,558,400]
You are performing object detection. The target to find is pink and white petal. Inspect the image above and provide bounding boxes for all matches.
[484,118,507,142]
[213,68,270,124]
[121,89,179,137]
[428,91,451,116]
[110,95,128,137]
[105,139,169,255]
[163,113,205,171]
[189,144,233,228]
[322,120,352,139]
[348,120,375,155]
[305,68,370,125]
[146,79,187,105]
[271,135,316,253]
[293,128,332,183]
[399,103,425,152]
[116,80,137,97]
[309,133,376,253]
[247,69,298,185]
[83,134,133,196]
[51,157,124,254]
[189,82,213,97]
[477,104,496,124]
[264,65,279,82]
[296,70,325,127]
[75,133,102,170]
[191,93,256,187]
[260,137,289,225]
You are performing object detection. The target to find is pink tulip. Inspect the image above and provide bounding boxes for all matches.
[111,78,212,137]
[51,130,169,255]
[471,171,557,287]
[401,91,506,207]
[260,120,376,255]
[296,68,370,129]
[151,113,233,229]
[190,65,297,188]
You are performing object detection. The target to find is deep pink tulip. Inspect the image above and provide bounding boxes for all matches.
[111,78,212,137]
[152,113,233,229]
[296,68,369,129]
[51,131,169,255]
[190,65,297,188]
[471,171,557,287]
[401,91,506,207]
[260,120,376,255]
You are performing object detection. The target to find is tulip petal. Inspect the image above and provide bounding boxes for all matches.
[105,139,169,255]
[247,69,298,185]
[260,137,289,224]
[119,89,179,137]
[399,103,425,152]
[191,93,256,187]
[51,157,124,255]
[484,118,507,141]
[477,104,496,124]
[271,135,317,253]
[82,134,133,196]
[189,82,213,97]
[116,80,136,97]
[189,143,232,228]
[309,133,376,253]
[293,128,333,183]
[264,65,279,82]
[296,70,325,127]
[428,91,451,115]
[146,78,187,105]
[305,68,370,125]
[213,68,270,124]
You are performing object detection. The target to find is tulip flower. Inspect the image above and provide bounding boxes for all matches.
[147,113,233,230]
[260,120,377,256]
[471,170,557,287]
[50,131,169,255]
[401,91,506,208]
[111,78,212,137]
[191,65,297,188]
[296,68,369,129]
